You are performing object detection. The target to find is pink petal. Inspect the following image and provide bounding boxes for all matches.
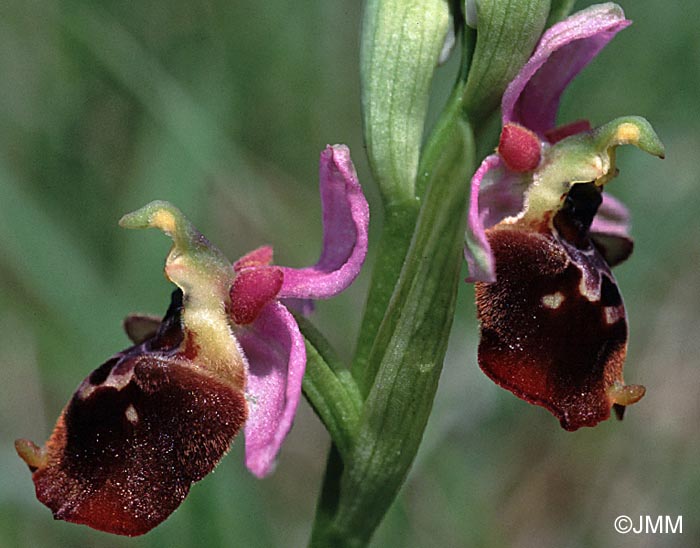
[238,301,306,478]
[591,192,634,266]
[592,191,630,232]
[465,155,529,282]
[465,155,499,283]
[502,4,630,135]
[279,145,369,299]
[280,298,315,316]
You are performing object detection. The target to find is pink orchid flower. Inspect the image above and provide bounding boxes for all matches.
[15,145,369,536]
[464,4,664,430]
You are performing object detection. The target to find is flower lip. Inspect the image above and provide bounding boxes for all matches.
[475,225,639,431]
[15,289,248,536]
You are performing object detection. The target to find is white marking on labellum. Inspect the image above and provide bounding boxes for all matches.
[76,367,135,400]
[125,404,139,425]
[541,292,565,309]
[578,275,600,302]
[604,306,625,325]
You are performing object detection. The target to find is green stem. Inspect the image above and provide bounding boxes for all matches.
[352,200,419,397]
[307,22,479,546]
[353,0,453,396]
[352,28,477,397]
[338,113,473,548]
[308,444,344,548]
[309,87,476,548]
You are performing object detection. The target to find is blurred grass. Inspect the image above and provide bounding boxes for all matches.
[1,1,698,547]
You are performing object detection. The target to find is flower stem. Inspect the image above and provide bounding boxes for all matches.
[309,71,477,548]
[352,200,419,396]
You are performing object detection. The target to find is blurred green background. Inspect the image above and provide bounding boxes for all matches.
[1,1,697,546]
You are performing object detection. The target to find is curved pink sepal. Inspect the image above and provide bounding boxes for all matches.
[502,4,630,135]
[279,145,369,300]
[465,155,529,282]
[465,155,500,282]
[239,301,306,478]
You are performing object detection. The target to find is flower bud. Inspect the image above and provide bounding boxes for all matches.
[361,0,451,204]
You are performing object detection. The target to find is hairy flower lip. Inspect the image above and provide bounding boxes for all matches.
[16,289,248,537]
[475,224,633,431]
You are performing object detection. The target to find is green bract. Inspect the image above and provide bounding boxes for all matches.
[355,0,453,393]
[463,0,550,123]
[361,0,451,205]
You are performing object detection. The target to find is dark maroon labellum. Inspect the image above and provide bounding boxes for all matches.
[475,184,644,430]
[16,290,247,536]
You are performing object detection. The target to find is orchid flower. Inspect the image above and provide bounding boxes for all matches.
[15,145,369,536]
[464,4,664,430]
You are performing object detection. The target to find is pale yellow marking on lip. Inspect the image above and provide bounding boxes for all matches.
[125,404,139,425]
[578,276,600,301]
[604,306,625,325]
[151,209,177,234]
[76,366,134,400]
[541,291,565,309]
[615,123,641,144]
[608,381,645,406]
